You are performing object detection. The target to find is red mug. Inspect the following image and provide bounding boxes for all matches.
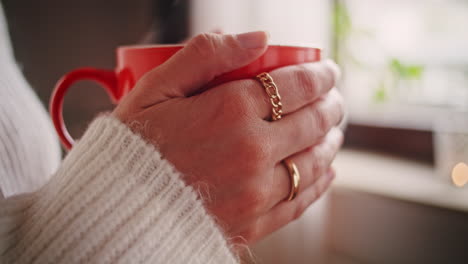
[50,44,321,149]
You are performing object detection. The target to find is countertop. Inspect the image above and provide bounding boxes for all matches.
[333,149,468,212]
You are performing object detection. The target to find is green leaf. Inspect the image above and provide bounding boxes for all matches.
[373,85,387,103]
[406,66,424,79]
[332,1,352,40]
[389,58,424,80]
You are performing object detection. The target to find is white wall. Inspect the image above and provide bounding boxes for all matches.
[190,0,331,55]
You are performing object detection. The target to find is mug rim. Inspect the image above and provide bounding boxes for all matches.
[118,43,322,52]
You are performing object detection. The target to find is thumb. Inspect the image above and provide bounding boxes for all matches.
[136,31,269,103]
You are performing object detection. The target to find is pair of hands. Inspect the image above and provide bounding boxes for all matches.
[113,31,344,244]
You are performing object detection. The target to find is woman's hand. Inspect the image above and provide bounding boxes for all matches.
[113,31,344,244]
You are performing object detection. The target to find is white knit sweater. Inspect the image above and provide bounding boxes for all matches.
[0,4,237,264]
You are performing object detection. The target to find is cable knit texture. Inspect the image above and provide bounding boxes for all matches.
[1,117,238,263]
[0,3,61,198]
[0,3,238,263]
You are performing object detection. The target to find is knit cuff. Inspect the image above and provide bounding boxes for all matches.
[2,115,237,263]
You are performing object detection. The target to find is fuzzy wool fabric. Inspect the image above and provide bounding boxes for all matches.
[0,3,237,263]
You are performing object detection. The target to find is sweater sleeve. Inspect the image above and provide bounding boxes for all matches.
[0,116,238,264]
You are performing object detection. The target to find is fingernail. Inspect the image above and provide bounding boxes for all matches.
[236,31,269,49]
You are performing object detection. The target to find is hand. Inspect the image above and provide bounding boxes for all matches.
[113,31,344,245]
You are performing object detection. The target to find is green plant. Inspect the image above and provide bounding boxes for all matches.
[331,0,352,63]
[389,58,425,80]
[332,1,426,104]
[373,82,387,103]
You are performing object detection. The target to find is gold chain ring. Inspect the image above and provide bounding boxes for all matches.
[256,72,283,121]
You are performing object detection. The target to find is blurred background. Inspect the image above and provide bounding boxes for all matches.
[2,0,468,263]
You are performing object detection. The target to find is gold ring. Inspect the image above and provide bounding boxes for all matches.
[256,73,299,200]
[283,159,300,201]
[256,72,283,121]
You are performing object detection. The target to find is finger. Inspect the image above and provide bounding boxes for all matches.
[263,60,340,118]
[269,127,343,207]
[271,88,344,159]
[221,59,339,120]
[236,168,335,244]
[134,31,269,106]
[228,128,341,239]
[180,29,223,43]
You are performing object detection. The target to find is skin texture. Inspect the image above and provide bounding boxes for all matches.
[113,31,344,246]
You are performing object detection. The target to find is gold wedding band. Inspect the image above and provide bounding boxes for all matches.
[256,72,283,121]
[256,72,300,201]
[283,159,300,201]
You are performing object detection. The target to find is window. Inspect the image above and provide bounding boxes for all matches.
[334,0,468,130]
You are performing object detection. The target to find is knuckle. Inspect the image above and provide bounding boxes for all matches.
[336,129,345,147]
[293,65,320,99]
[189,33,220,57]
[223,34,240,49]
[312,106,331,132]
[290,107,329,146]
[328,128,344,149]
[332,89,345,113]
[327,90,346,126]
[337,101,346,125]
[324,59,341,84]
[332,88,344,104]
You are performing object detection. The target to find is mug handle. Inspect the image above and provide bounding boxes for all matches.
[49,68,118,150]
